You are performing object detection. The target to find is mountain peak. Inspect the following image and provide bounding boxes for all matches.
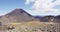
[6,8,32,16]
[15,8,23,10]
[14,8,25,12]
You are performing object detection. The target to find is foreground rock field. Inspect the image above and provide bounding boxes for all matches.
[0,21,60,32]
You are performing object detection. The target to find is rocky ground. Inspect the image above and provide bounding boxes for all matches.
[0,21,60,32]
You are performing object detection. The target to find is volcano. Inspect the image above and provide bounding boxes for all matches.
[0,8,40,25]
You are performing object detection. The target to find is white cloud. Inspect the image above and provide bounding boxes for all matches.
[25,0,60,16]
[25,0,35,5]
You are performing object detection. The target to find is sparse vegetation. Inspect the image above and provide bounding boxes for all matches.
[1,21,58,32]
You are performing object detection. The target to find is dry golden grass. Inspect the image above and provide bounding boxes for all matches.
[7,21,58,32]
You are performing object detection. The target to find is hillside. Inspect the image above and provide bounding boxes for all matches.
[0,8,40,25]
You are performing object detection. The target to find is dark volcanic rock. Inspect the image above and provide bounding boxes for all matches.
[54,15,60,23]
[40,15,60,23]
[55,15,60,19]
[0,16,2,18]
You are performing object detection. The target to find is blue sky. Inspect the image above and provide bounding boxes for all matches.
[0,0,60,16]
[0,0,31,16]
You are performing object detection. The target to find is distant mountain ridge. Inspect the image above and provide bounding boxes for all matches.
[38,15,60,23]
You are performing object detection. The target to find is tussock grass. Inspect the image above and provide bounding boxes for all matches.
[7,21,59,32]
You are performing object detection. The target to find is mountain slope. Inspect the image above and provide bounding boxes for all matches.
[6,8,32,16]
[0,8,39,25]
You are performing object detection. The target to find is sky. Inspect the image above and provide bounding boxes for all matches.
[0,0,60,16]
